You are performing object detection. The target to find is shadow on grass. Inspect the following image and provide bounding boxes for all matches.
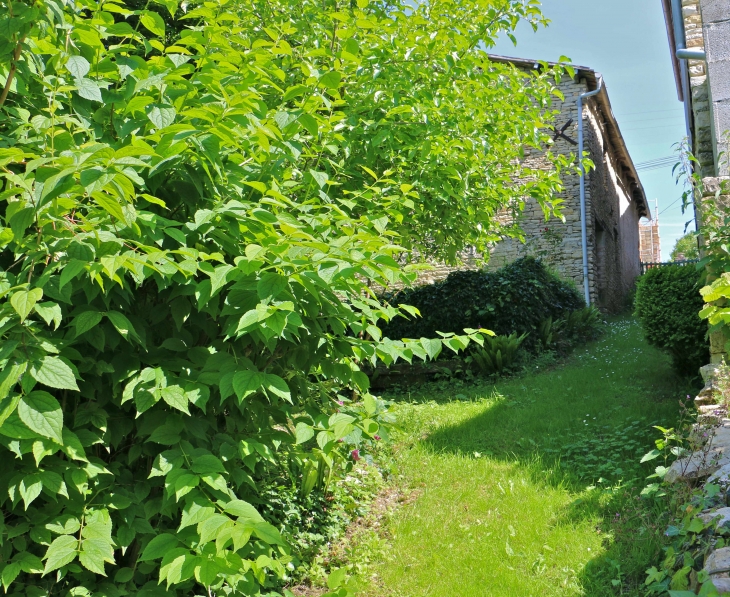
[382,326,699,596]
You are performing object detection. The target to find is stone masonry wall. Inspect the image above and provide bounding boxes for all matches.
[684,0,716,176]
[416,72,643,313]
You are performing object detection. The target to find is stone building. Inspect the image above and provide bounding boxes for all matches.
[661,0,730,362]
[419,56,650,313]
[639,204,662,263]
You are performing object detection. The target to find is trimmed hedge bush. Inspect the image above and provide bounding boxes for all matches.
[381,257,585,353]
[634,265,709,376]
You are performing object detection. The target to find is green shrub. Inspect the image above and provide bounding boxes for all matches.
[382,257,585,353]
[634,265,708,376]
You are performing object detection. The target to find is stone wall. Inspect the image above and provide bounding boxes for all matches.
[699,0,730,176]
[684,0,716,176]
[415,72,644,313]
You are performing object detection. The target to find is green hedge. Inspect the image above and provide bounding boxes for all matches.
[381,257,585,353]
[634,265,708,376]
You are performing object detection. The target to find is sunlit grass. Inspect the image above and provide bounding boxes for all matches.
[356,317,692,597]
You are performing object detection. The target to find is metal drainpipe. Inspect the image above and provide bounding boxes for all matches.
[577,76,604,306]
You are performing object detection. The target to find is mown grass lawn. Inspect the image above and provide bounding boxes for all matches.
[356,318,694,597]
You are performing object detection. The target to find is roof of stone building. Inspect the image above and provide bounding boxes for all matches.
[487,54,650,219]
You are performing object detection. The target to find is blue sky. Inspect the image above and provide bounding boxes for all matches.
[491,0,692,260]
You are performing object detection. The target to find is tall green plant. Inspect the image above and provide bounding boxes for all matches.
[0,0,576,594]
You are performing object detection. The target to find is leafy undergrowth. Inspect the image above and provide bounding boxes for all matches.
[346,317,695,596]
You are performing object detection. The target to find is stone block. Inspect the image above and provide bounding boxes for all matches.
[700,0,730,24]
[706,547,730,578]
[700,507,730,527]
[706,19,730,63]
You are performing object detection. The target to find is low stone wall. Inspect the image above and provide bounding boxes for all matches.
[667,364,730,593]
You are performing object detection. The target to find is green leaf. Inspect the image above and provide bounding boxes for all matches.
[251,521,284,545]
[139,10,165,36]
[327,568,347,589]
[257,273,288,300]
[147,422,183,445]
[43,535,78,574]
[191,454,226,474]
[18,391,64,443]
[73,311,103,337]
[263,374,291,402]
[92,193,126,221]
[10,288,43,322]
[66,55,90,79]
[106,311,138,342]
[295,422,314,444]
[140,533,179,561]
[319,71,343,89]
[0,361,26,403]
[34,302,62,329]
[224,500,264,523]
[640,449,661,463]
[1,562,21,591]
[30,357,79,391]
[160,386,190,415]
[75,78,103,102]
[19,474,43,509]
[232,370,263,401]
[147,104,176,129]
[79,537,114,575]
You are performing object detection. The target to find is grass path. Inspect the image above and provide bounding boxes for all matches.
[356,318,693,597]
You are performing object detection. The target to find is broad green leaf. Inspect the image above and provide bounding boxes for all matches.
[0,362,26,403]
[43,535,78,574]
[147,422,183,445]
[140,10,165,36]
[224,500,264,523]
[73,311,104,337]
[295,422,314,444]
[160,386,190,415]
[92,193,126,221]
[140,533,179,561]
[232,370,263,401]
[191,454,226,474]
[257,273,288,300]
[18,391,64,443]
[30,357,79,391]
[19,474,43,509]
[66,55,90,79]
[319,71,343,89]
[1,562,21,591]
[251,521,284,545]
[263,374,291,402]
[107,311,140,344]
[10,288,43,322]
[34,302,62,329]
[75,78,103,102]
[147,104,176,129]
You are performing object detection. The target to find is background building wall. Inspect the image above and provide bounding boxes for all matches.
[415,71,644,312]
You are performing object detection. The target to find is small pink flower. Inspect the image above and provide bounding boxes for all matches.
[351,449,360,461]
[374,435,381,441]
[337,400,344,405]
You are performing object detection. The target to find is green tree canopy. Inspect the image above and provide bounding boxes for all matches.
[670,231,699,261]
[0,0,575,594]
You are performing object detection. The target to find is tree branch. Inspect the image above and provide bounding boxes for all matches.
[0,33,27,109]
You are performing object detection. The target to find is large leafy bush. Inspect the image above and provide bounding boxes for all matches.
[0,0,576,594]
[382,257,585,352]
[635,265,708,376]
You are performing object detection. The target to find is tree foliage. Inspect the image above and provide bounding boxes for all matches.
[0,0,574,594]
[670,232,699,261]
